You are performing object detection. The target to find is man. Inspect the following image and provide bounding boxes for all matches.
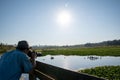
[0,40,36,80]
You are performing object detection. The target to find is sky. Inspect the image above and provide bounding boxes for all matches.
[0,0,120,46]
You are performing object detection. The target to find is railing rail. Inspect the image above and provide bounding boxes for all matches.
[29,61,106,80]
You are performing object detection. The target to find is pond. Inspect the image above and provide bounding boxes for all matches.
[36,55,120,71]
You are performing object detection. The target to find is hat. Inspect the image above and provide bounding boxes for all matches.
[16,40,29,50]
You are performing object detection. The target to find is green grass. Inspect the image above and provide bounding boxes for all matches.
[41,46,120,56]
[1,46,120,56]
[0,46,15,54]
[79,66,120,80]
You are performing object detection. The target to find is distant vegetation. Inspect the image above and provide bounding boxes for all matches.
[33,39,120,49]
[79,66,120,80]
[35,39,120,56]
[0,43,15,54]
[0,39,120,56]
[40,46,120,56]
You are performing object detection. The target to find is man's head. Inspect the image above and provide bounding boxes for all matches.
[16,40,29,53]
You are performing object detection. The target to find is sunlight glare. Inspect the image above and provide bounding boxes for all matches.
[57,10,71,27]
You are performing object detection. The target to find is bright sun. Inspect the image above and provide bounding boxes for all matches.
[57,10,71,27]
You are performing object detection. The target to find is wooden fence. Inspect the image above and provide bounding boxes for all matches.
[29,61,106,80]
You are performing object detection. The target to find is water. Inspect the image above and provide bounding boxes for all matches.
[36,55,120,71]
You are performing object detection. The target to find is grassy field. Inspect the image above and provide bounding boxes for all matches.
[39,46,120,56]
[1,46,120,56]
[79,66,120,80]
[0,46,15,54]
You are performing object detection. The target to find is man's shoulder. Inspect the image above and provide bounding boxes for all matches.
[15,50,29,59]
[5,50,28,59]
[13,50,25,55]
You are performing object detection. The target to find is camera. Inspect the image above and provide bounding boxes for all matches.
[27,50,42,58]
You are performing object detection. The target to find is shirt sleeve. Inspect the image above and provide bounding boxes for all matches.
[20,53,33,73]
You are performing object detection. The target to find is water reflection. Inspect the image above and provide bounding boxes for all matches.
[36,55,120,70]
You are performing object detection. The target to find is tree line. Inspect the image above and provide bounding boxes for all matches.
[84,39,120,47]
[0,39,120,50]
[32,39,120,49]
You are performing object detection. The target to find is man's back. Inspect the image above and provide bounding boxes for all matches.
[0,50,32,80]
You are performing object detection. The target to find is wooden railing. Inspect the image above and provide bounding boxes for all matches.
[29,61,106,80]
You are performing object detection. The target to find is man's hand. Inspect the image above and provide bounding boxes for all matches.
[30,51,36,67]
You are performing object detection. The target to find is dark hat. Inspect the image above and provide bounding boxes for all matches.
[16,40,29,50]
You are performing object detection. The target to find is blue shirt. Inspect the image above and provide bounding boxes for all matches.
[0,49,33,80]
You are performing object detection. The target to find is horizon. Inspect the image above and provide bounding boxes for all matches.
[0,0,120,46]
[0,39,119,46]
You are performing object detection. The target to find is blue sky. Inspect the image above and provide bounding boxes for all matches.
[0,0,120,45]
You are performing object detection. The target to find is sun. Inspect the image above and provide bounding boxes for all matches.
[57,10,71,27]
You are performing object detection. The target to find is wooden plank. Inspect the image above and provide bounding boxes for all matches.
[35,61,106,80]
[34,69,55,80]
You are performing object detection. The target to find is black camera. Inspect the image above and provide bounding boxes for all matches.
[27,50,42,58]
